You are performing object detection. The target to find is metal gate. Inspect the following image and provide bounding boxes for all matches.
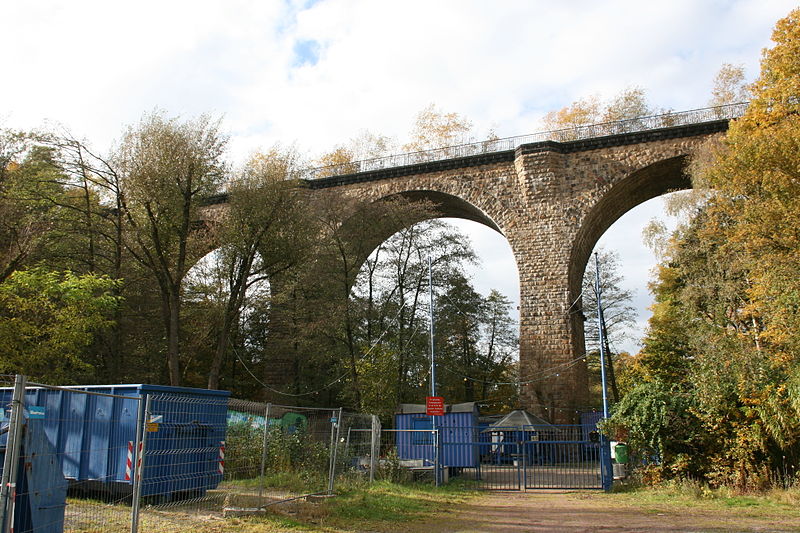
[441,424,612,491]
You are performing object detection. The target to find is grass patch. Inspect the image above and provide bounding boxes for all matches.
[216,479,477,532]
[328,479,473,522]
[223,471,327,494]
[604,479,800,516]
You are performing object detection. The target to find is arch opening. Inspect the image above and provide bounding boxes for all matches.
[569,155,691,300]
[183,248,273,393]
[568,156,692,406]
[340,191,520,415]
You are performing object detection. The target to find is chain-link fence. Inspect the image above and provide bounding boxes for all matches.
[219,400,378,509]
[0,375,391,533]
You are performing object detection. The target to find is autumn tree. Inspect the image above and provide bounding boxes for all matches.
[114,112,228,386]
[610,8,800,488]
[314,130,396,177]
[402,104,474,151]
[709,63,750,107]
[542,96,602,131]
[543,87,657,138]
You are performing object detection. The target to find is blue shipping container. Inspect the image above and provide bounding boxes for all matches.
[0,384,230,499]
[395,402,479,468]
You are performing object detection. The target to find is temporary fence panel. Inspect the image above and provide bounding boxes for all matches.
[210,400,356,512]
[139,391,229,501]
[1,378,146,533]
[377,429,441,484]
[0,384,230,498]
[329,412,378,487]
[1,379,385,532]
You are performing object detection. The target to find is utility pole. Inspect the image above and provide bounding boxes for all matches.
[428,256,441,486]
[428,255,437,398]
[594,252,610,420]
[594,253,614,491]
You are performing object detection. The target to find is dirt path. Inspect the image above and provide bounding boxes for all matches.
[402,491,800,533]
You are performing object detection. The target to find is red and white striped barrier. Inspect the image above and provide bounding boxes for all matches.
[124,440,144,482]
[217,441,225,475]
[124,441,133,481]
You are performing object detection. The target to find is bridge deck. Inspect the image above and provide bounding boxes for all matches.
[305,102,746,186]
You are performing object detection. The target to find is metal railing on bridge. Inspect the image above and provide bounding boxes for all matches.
[304,102,748,180]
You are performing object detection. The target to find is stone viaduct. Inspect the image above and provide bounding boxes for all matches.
[298,105,743,421]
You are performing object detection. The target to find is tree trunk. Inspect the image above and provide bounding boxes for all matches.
[167,289,182,386]
[208,312,231,390]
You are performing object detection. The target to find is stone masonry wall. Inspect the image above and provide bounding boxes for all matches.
[302,127,725,421]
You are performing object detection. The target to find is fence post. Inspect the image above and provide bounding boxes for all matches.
[434,428,440,487]
[258,403,272,499]
[327,407,343,495]
[369,415,380,483]
[600,434,613,492]
[520,432,530,492]
[0,374,26,533]
[130,394,152,533]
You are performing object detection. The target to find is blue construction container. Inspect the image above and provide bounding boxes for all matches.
[395,402,479,468]
[0,384,229,499]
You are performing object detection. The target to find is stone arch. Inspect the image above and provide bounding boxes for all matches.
[339,188,516,304]
[380,189,503,233]
[569,155,691,299]
[334,189,508,277]
[565,155,692,359]
[337,190,517,305]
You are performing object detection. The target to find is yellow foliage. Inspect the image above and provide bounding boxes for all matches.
[403,103,473,151]
[543,95,601,130]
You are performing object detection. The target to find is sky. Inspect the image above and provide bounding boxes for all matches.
[2,0,796,353]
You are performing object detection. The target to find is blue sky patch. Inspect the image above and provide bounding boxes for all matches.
[292,39,321,67]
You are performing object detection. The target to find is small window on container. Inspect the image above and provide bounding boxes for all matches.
[412,416,433,445]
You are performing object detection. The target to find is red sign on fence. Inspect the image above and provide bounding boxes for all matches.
[426,396,445,416]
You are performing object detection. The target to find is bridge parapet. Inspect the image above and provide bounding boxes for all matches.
[304,103,747,180]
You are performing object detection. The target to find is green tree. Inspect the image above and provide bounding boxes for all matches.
[0,268,119,383]
[435,277,518,410]
[186,147,317,390]
[436,272,486,402]
[582,249,636,402]
[330,215,482,415]
[0,139,66,281]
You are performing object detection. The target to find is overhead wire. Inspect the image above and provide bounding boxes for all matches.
[231,298,411,397]
[438,352,590,386]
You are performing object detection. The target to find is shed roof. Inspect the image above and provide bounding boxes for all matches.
[396,402,478,415]
[485,409,553,429]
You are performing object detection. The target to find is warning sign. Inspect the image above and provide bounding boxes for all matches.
[426,396,445,416]
[146,422,159,433]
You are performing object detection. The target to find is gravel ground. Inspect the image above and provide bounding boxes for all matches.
[401,490,800,533]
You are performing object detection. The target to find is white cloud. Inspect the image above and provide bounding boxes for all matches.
[2,0,796,351]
